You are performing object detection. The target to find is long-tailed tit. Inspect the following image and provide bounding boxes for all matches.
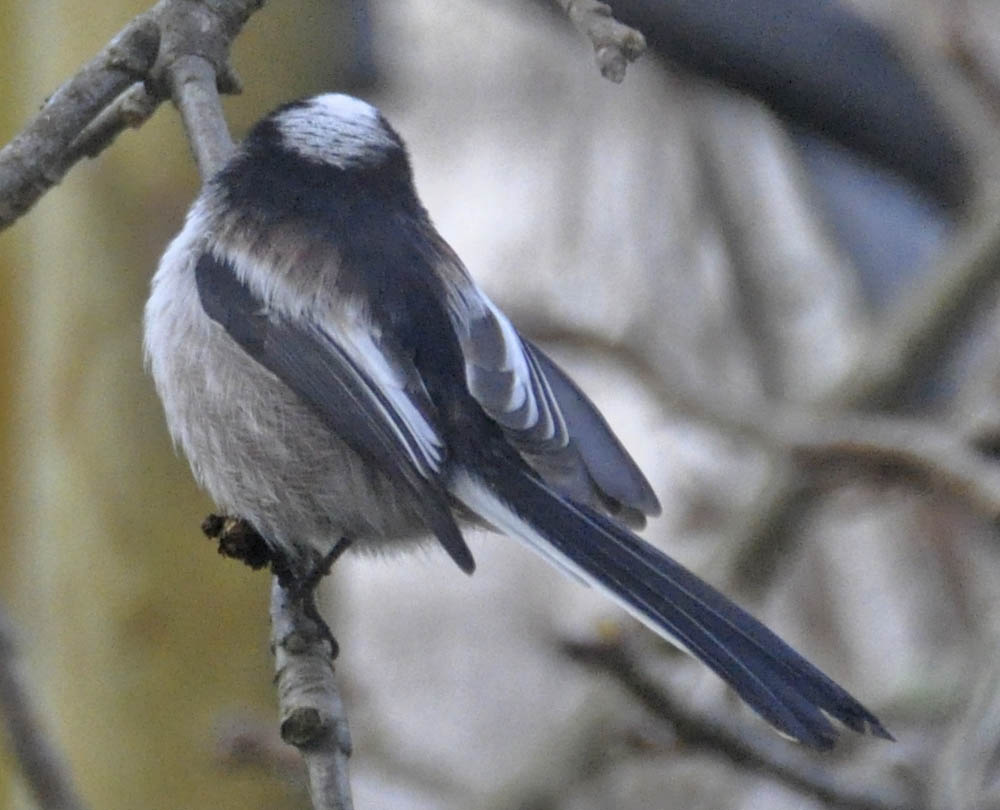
[145,93,891,749]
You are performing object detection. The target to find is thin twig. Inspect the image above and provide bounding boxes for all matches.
[673,383,1000,522]
[150,0,258,175]
[562,637,916,810]
[554,0,646,82]
[270,581,354,810]
[165,54,235,176]
[59,82,160,171]
[0,608,91,810]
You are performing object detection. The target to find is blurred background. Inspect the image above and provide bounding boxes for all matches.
[2,0,1000,807]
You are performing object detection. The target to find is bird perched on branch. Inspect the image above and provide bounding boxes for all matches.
[145,93,892,750]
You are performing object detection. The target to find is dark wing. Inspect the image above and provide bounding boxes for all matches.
[194,251,475,574]
[460,296,568,452]
[453,291,660,526]
[523,340,661,522]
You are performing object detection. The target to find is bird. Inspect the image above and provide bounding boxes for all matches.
[144,92,892,750]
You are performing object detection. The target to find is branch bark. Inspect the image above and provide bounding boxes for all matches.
[59,83,160,171]
[164,54,235,176]
[270,581,355,810]
[0,0,264,231]
[0,14,158,228]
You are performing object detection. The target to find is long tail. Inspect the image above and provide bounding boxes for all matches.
[450,461,892,750]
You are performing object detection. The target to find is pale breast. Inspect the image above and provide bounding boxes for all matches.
[145,232,431,574]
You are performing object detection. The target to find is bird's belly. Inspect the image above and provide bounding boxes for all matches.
[147,276,429,571]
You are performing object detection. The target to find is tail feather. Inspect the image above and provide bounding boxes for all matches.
[451,463,892,750]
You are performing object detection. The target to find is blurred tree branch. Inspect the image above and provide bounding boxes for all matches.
[829,197,1000,411]
[0,606,90,810]
[684,390,1000,522]
[521,318,1000,522]
[561,635,917,810]
[669,81,1000,592]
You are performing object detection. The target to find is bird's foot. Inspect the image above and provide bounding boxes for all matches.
[201,514,273,570]
[272,537,353,659]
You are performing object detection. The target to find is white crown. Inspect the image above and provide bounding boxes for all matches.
[275,93,397,168]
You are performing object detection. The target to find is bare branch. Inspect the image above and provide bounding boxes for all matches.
[787,412,1000,518]
[270,581,354,810]
[164,54,235,176]
[0,608,90,810]
[0,0,264,232]
[149,0,255,97]
[554,0,646,83]
[0,13,159,229]
[150,0,262,176]
[562,636,915,810]
[59,83,159,170]
[671,380,1000,521]
[829,195,1000,410]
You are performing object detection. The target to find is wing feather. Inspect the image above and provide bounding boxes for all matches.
[194,251,475,574]
[447,275,659,523]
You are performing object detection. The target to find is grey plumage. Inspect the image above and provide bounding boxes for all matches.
[146,212,435,568]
